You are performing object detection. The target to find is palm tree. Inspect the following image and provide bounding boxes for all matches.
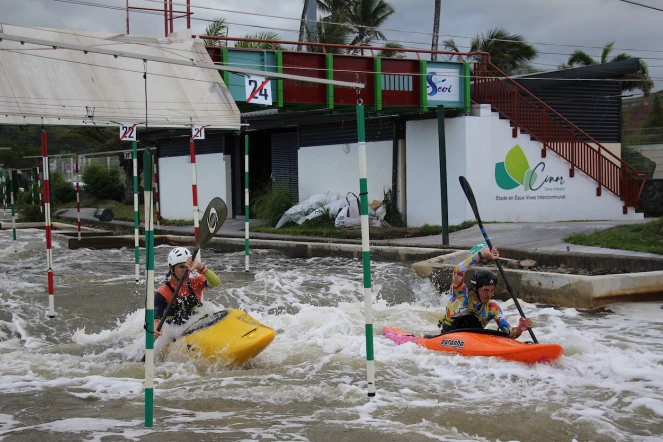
[305,15,352,53]
[431,0,441,61]
[297,0,354,50]
[344,0,395,54]
[559,42,653,95]
[377,41,405,58]
[202,18,228,47]
[442,28,538,76]
[234,32,288,50]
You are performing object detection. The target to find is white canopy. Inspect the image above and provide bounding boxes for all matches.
[0,24,241,129]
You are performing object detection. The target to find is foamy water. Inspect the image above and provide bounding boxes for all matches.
[0,228,662,441]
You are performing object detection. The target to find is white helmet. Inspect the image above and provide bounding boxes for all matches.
[168,247,191,266]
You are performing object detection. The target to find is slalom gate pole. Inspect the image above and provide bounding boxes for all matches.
[42,130,55,318]
[75,155,81,241]
[37,161,43,214]
[142,148,155,427]
[356,103,375,397]
[8,168,16,253]
[244,135,250,272]
[133,140,140,282]
[189,138,199,242]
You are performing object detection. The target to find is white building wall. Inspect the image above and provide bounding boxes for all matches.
[405,106,643,226]
[158,153,228,220]
[298,141,393,203]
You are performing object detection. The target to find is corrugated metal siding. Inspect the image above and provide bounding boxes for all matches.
[271,132,299,201]
[158,135,226,158]
[528,82,622,143]
[298,119,395,147]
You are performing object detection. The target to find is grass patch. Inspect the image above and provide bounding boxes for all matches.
[564,217,663,255]
[252,220,476,240]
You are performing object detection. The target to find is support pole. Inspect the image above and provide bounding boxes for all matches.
[42,130,55,318]
[189,138,199,242]
[357,104,375,397]
[75,155,81,241]
[133,140,140,282]
[437,105,449,245]
[142,148,155,428]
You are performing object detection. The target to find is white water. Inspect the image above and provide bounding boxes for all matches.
[0,228,662,441]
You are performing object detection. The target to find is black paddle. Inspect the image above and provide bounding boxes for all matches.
[154,197,227,338]
[458,176,538,344]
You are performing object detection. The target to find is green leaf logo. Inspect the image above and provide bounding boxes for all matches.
[495,145,537,190]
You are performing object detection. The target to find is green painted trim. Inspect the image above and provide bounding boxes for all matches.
[145,231,155,270]
[419,60,428,111]
[143,150,152,192]
[464,62,471,114]
[365,323,374,360]
[276,51,283,107]
[221,47,230,86]
[373,58,382,111]
[326,54,334,109]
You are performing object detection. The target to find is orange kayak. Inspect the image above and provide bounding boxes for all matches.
[384,326,563,364]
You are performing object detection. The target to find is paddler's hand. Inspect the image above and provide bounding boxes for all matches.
[517,317,533,336]
[480,246,499,261]
[186,256,205,273]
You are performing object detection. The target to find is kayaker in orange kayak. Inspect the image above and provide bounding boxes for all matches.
[153,247,221,338]
[438,245,533,338]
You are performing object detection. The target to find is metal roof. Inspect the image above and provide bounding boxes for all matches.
[0,24,241,129]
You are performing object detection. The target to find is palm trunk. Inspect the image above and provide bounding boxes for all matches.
[297,0,309,52]
[431,0,441,61]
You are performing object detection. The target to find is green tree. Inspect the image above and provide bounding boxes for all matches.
[642,94,663,130]
[297,0,354,49]
[305,15,352,53]
[82,163,124,202]
[344,0,395,54]
[442,28,538,76]
[235,31,288,50]
[558,42,653,95]
[377,41,405,58]
[202,18,228,47]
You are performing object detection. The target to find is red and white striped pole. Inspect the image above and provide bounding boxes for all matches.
[36,160,43,214]
[189,137,199,242]
[75,154,81,240]
[42,130,55,318]
[153,148,160,227]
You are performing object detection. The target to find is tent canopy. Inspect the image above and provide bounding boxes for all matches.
[0,24,241,130]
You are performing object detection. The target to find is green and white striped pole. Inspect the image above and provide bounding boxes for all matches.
[8,168,17,253]
[143,148,155,427]
[244,135,250,272]
[133,140,140,282]
[357,104,375,397]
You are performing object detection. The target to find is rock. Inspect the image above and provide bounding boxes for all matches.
[499,258,521,269]
[519,259,537,269]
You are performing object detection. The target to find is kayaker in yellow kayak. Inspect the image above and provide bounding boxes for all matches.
[438,244,533,338]
[153,247,221,338]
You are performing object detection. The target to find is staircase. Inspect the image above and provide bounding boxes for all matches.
[473,62,646,213]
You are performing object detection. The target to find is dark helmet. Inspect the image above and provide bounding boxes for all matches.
[471,269,497,289]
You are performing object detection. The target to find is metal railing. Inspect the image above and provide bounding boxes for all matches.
[473,62,647,211]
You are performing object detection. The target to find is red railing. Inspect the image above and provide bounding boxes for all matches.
[474,62,647,211]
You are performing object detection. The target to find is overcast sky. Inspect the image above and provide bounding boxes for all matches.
[3,0,662,93]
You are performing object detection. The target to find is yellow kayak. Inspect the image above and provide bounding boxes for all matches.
[165,308,275,366]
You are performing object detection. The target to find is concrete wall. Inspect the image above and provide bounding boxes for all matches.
[404,105,643,226]
[158,153,229,220]
[298,141,393,203]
